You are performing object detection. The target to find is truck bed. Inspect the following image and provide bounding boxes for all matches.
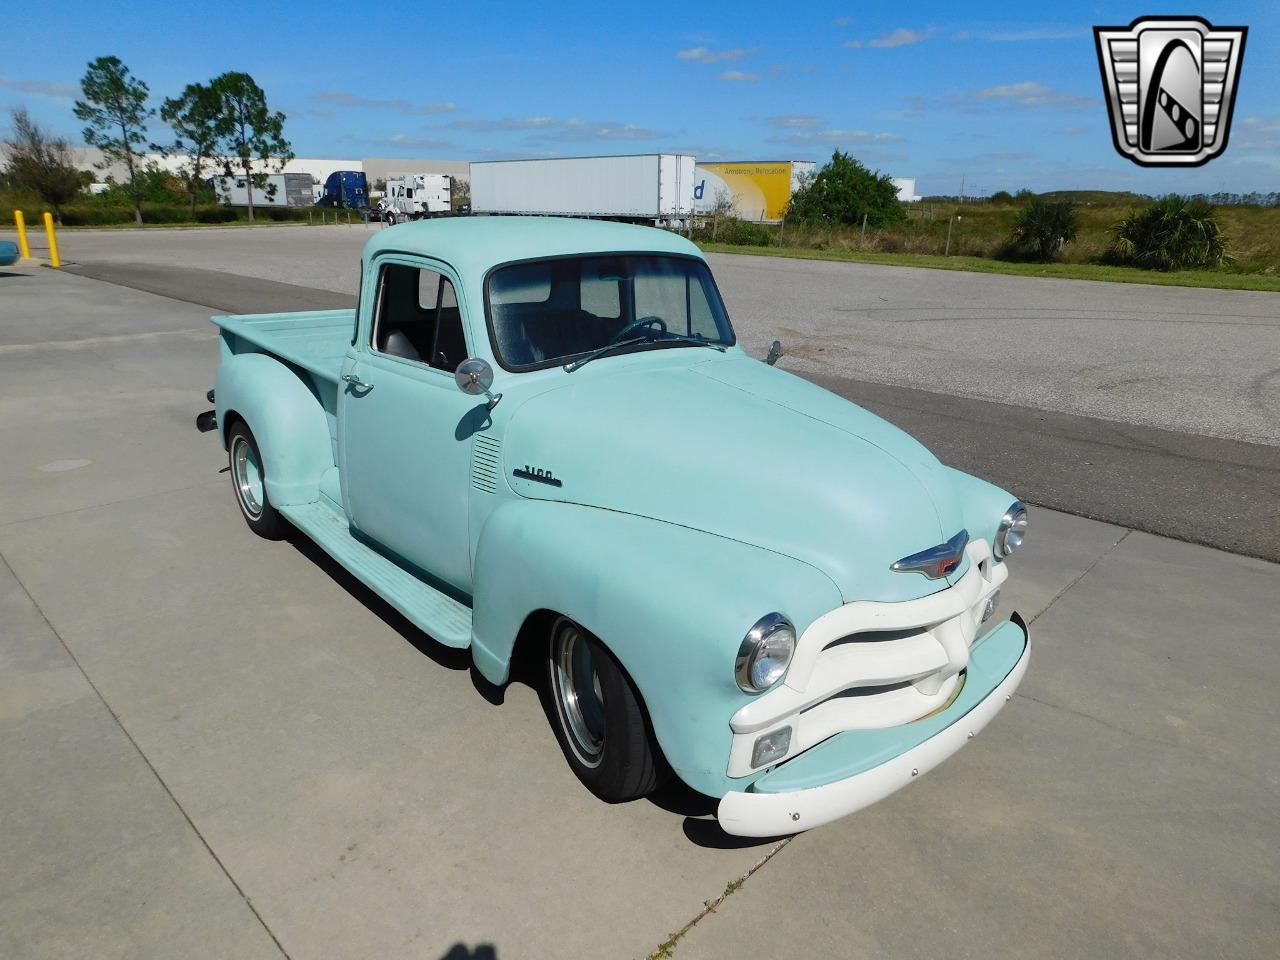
[213,309,355,383]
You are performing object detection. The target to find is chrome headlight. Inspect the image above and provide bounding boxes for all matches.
[995,501,1028,558]
[736,613,795,693]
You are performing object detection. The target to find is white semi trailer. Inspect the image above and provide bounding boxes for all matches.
[209,172,315,207]
[469,154,696,225]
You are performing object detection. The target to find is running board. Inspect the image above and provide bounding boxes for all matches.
[279,501,473,648]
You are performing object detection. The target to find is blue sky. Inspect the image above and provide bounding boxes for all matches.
[4,1,1277,195]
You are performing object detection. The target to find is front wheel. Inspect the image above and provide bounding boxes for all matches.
[227,421,285,540]
[546,617,667,801]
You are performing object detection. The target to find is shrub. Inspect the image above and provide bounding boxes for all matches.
[717,219,773,246]
[1008,198,1079,262]
[989,190,1014,203]
[1110,195,1230,270]
[787,149,906,228]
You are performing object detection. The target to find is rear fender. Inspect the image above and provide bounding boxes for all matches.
[215,352,333,507]
[471,498,843,797]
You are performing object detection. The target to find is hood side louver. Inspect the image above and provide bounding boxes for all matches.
[472,434,501,493]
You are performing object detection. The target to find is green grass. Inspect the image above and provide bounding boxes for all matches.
[699,242,1280,292]
[698,194,1280,292]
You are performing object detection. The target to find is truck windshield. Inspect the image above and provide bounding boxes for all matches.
[486,255,735,370]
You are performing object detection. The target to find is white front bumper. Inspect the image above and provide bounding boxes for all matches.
[717,623,1030,838]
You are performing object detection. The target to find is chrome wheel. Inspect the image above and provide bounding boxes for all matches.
[231,435,264,519]
[551,619,606,767]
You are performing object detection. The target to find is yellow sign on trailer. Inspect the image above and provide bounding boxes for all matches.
[692,160,816,223]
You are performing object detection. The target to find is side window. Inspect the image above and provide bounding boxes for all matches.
[433,275,467,373]
[371,262,467,373]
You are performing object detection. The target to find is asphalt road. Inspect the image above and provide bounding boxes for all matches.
[3,261,1277,960]
[25,223,1280,445]
[61,258,1280,561]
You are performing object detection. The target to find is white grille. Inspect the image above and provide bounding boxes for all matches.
[727,539,1007,777]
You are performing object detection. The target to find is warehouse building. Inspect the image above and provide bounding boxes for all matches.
[72,149,469,191]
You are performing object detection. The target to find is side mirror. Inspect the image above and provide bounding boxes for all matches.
[455,357,502,410]
[764,340,783,366]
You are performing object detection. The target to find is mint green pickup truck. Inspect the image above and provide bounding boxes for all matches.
[201,217,1030,837]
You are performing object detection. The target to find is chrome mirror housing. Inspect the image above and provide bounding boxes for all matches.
[455,357,494,395]
[455,357,501,410]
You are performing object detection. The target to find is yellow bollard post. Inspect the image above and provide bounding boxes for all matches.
[42,212,61,268]
[13,210,31,260]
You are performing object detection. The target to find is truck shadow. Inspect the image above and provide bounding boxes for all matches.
[284,525,472,676]
[439,945,497,960]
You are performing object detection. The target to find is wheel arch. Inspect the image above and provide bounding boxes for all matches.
[469,498,843,797]
[214,352,334,507]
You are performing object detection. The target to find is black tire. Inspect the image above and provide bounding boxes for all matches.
[545,616,668,802]
[227,420,286,540]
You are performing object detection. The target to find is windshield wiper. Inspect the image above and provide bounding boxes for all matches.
[661,332,727,352]
[563,332,725,373]
[563,335,652,372]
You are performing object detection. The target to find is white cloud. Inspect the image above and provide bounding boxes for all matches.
[978,28,1087,42]
[312,91,455,115]
[767,114,825,128]
[969,82,1093,109]
[845,28,933,49]
[449,116,558,132]
[341,133,460,151]
[677,46,758,64]
[0,76,78,98]
[769,128,904,145]
[447,116,663,141]
[544,119,664,141]
[719,71,760,83]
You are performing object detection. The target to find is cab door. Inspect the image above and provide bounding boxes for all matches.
[338,255,479,593]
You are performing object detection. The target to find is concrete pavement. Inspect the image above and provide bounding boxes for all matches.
[1,264,1277,959]
[20,223,1280,444]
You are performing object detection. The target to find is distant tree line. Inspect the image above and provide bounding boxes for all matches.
[2,55,291,224]
[983,189,1280,207]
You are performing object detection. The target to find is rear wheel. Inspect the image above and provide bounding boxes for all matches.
[546,617,667,801]
[227,421,285,540]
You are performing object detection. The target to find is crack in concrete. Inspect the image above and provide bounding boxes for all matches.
[1026,528,1132,626]
[647,838,792,959]
[0,547,293,960]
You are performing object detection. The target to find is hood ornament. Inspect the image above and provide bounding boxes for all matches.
[891,530,969,579]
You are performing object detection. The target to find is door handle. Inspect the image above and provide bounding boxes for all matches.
[341,373,373,391]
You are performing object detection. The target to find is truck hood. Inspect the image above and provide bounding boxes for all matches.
[503,355,967,603]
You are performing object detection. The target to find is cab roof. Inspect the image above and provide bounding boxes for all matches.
[361,216,705,281]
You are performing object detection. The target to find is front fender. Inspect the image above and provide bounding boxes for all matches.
[946,467,1021,552]
[215,352,333,507]
[470,499,843,797]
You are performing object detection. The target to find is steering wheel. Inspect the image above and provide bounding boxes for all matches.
[608,315,667,344]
